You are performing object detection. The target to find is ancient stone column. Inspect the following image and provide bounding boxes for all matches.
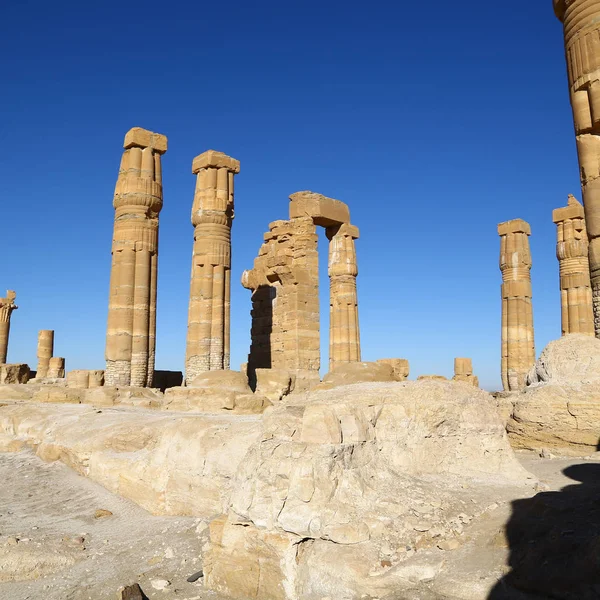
[553,194,595,336]
[498,219,536,391]
[554,1,600,336]
[105,127,167,387]
[47,357,65,379]
[327,223,361,370]
[0,291,17,365]
[36,330,54,378]
[186,150,240,382]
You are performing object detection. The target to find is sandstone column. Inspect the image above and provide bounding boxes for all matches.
[47,357,65,379]
[553,194,595,335]
[554,0,600,336]
[0,291,17,364]
[499,219,535,391]
[452,358,479,387]
[36,330,54,378]
[105,127,167,387]
[327,223,361,370]
[186,150,240,382]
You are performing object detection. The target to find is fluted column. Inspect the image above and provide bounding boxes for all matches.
[499,219,535,391]
[327,223,361,370]
[105,127,167,387]
[186,150,240,383]
[37,330,54,378]
[0,291,17,364]
[553,194,595,335]
[554,0,600,336]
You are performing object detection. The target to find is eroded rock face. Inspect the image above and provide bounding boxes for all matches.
[508,335,600,455]
[0,364,30,385]
[205,380,533,600]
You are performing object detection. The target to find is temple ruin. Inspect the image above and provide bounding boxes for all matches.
[553,194,595,336]
[0,290,16,365]
[452,357,478,387]
[185,150,240,382]
[554,0,600,337]
[242,191,361,389]
[498,219,535,391]
[105,127,167,388]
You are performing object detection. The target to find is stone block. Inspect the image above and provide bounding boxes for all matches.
[192,150,240,173]
[319,361,395,390]
[255,368,295,401]
[124,127,167,153]
[47,357,65,378]
[0,364,30,385]
[377,358,409,380]
[289,191,350,226]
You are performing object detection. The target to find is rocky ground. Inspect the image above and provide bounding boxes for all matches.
[0,450,227,600]
[1,447,597,600]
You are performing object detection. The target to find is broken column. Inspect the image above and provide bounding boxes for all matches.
[554,0,600,336]
[327,223,361,370]
[498,219,536,391]
[47,357,65,378]
[186,150,240,382]
[0,291,17,364]
[452,358,479,387]
[36,330,54,378]
[105,127,167,387]
[553,194,595,335]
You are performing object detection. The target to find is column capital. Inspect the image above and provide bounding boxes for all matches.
[498,219,531,236]
[123,127,168,154]
[0,290,17,310]
[553,194,585,223]
[192,150,240,174]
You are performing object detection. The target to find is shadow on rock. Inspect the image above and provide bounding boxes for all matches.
[489,463,600,599]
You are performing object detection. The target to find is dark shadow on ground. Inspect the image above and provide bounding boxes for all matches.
[488,463,600,599]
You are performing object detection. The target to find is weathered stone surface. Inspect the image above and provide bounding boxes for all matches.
[0,364,30,385]
[105,127,167,388]
[0,403,262,516]
[255,368,295,401]
[377,358,409,380]
[498,219,535,391]
[36,330,54,379]
[318,361,395,390]
[417,374,448,381]
[452,357,479,387]
[508,335,600,454]
[0,291,17,365]
[47,357,65,379]
[186,150,240,381]
[66,370,105,389]
[205,380,533,600]
[553,195,595,336]
[554,1,600,336]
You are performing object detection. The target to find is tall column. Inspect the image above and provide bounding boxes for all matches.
[327,223,361,370]
[105,127,167,387]
[554,1,600,336]
[36,330,54,378]
[186,150,240,382]
[498,219,536,391]
[0,291,17,364]
[553,194,595,336]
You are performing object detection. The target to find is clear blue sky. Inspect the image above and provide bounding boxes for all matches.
[0,1,577,390]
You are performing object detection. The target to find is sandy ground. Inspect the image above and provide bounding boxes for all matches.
[0,447,597,600]
[0,450,227,600]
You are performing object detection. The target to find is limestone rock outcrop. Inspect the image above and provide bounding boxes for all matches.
[0,364,29,385]
[318,361,396,390]
[0,291,17,365]
[105,127,167,388]
[0,403,262,516]
[508,335,600,454]
[205,380,533,600]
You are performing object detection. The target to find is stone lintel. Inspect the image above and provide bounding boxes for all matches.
[124,127,168,153]
[192,150,240,174]
[553,195,585,223]
[330,223,360,239]
[497,219,531,237]
[289,191,350,227]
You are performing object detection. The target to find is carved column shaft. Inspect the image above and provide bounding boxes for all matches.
[186,151,239,382]
[0,291,17,364]
[553,195,595,335]
[37,330,54,378]
[555,0,600,336]
[327,223,361,370]
[499,219,535,391]
[105,127,167,387]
